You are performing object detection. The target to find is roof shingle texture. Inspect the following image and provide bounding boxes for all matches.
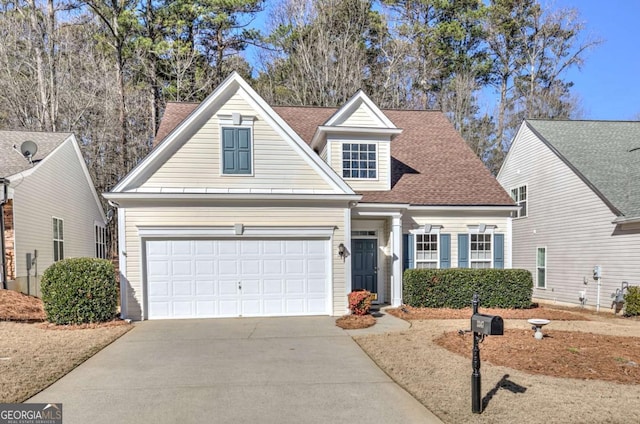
[527,120,640,218]
[155,103,513,206]
[0,131,70,177]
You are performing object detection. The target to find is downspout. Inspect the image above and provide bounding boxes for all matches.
[0,177,8,290]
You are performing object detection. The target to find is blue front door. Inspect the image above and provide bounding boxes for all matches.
[352,239,377,295]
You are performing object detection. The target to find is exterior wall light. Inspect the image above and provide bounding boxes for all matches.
[338,243,345,259]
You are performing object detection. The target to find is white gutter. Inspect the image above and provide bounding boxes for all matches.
[408,205,520,212]
[103,192,362,202]
[612,216,640,224]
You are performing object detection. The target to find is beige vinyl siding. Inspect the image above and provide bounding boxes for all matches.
[329,140,390,191]
[337,103,385,127]
[141,92,334,192]
[498,125,640,308]
[11,138,104,296]
[403,213,511,269]
[123,206,346,320]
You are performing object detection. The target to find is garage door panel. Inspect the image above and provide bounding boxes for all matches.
[146,239,329,319]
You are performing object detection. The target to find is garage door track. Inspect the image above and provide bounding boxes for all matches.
[29,317,441,423]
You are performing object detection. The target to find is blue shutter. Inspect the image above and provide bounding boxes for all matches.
[402,234,414,271]
[458,234,469,268]
[222,128,252,174]
[439,234,450,269]
[493,234,504,269]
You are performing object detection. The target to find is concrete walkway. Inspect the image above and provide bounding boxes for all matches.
[29,317,441,424]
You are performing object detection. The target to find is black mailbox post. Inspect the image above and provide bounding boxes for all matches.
[470,293,503,414]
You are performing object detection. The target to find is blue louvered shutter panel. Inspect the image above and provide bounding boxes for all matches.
[222,128,252,174]
[403,234,414,271]
[458,234,469,268]
[439,234,450,269]
[493,234,504,269]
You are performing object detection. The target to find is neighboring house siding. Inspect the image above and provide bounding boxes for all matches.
[337,103,384,127]
[329,139,390,191]
[403,213,510,269]
[498,125,640,307]
[123,206,346,320]
[11,139,104,295]
[140,92,333,192]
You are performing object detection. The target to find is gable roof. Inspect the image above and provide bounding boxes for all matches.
[524,120,640,218]
[115,72,354,195]
[155,101,513,207]
[0,131,71,177]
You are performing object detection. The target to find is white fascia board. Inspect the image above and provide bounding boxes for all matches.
[310,126,402,149]
[408,205,520,212]
[137,225,336,238]
[232,79,355,195]
[103,192,360,201]
[324,91,396,128]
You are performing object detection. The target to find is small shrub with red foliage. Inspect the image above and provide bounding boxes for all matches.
[348,290,372,316]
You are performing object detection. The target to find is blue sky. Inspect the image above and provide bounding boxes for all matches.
[551,0,640,120]
[247,1,639,120]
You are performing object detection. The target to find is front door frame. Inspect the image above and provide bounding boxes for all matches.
[350,219,386,303]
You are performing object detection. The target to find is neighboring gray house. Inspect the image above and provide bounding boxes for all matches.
[498,120,640,311]
[1,131,107,296]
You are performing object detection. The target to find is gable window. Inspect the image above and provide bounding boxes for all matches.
[53,217,64,262]
[342,143,377,179]
[415,233,438,268]
[470,233,491,268]
[511,185,527,218]
[537,247,546,288]
[222,127,252,174]
[95,225,107,259]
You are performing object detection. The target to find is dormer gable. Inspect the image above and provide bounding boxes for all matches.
[311,91,402,192]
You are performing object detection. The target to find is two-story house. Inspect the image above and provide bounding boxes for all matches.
[105,72,516,320]
[498,119,640,311]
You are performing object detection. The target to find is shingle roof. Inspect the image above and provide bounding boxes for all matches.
[0,131,71,177]
[154,102,514,206]
[526,120,640,218]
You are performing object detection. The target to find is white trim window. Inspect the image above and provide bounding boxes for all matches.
[53,217,64,261]
[415,233,438,268]
[95,225,107,259]
[511,185,527,218]
[537,247,546,288]
[470,233,491,269]
[342,143,377,179]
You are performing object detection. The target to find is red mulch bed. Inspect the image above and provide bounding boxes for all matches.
[435,329,640,384]
[388,305,590,321]
[0,289,45,321]
[336,314,376,329]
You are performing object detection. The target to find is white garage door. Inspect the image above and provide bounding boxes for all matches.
[145,239,330,319]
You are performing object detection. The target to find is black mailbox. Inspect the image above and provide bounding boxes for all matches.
[471,313,504,336]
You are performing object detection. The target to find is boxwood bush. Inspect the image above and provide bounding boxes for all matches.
[41,257,118,324]
[624,286,640,316]
[403,268,533,309]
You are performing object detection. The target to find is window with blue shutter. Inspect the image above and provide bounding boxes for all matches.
[458,234,469,268]
[402,234,414,271]
[222,127,252,174]
[440,234,451,268]
[493,234,504,269]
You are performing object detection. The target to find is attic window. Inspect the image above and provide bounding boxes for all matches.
[342,143,377,179]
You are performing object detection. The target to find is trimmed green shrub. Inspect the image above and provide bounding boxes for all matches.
[41,257,118,324]
[624,286,640,316]
[348,290,372,315]
[403,268,533,309]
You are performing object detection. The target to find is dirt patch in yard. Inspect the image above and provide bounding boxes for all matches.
[0,289,45,321]
[335,314,376,329]
[387,305,589,321]
[0,321,131,403]
[354,317,640,424]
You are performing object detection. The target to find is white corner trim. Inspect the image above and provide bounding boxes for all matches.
[136,225,336,238]
[118,208,128,319]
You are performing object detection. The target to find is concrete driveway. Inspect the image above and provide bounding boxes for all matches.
[29,317,441,423]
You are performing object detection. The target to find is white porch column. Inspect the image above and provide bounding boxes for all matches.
[343,208,352,314]
[391,213,403,307]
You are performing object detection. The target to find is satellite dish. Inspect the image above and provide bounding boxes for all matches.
[20,140,38,161]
